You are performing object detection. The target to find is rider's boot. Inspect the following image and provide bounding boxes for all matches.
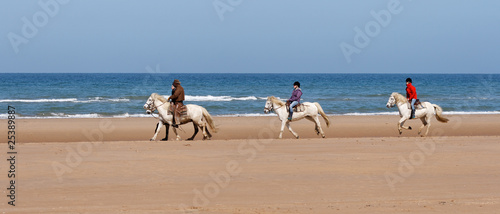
[172,111,179,128]
[410,109,415,119]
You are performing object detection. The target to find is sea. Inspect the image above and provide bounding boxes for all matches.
[1,73,499,119]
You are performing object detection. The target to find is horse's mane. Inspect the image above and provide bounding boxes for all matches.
[268,96,285,106]
[151,93,168,103]
[391,92,408,104]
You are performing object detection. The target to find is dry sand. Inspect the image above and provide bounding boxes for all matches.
[1,114,499,213]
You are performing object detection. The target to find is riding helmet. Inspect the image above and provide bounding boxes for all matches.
[293,81,300,88]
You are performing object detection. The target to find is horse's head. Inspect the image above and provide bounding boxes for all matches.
[143,95,155,114]
[386,94,396,108]
[263,97,273,113]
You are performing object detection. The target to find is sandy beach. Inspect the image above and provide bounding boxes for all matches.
[1,114,500,213]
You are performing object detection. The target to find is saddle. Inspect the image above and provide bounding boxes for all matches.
[170,102,188,116]
[408,99,424,110]
[286,103,305,113]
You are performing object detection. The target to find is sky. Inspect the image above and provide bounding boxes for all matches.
[1,0,499,73]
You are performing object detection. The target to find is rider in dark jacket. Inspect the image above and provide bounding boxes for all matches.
[168,79,185,127]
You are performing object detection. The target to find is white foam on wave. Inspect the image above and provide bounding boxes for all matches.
[77,97,130,103]
[0,98,78,103]
[18,113,103,119]
[342,111,500,116]
[182,95,260,102]
[342,112,399,116]
[445,111,500,115]
[217,113,275,117]
[0,97,130,103]
[0,112,152,119]
[3,111,500,119]
[112,113,151,118]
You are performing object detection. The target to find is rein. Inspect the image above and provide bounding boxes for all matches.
[265,102,283,112]
[150,111,161,120]
[147,99,186,133]
[147,99,169,120]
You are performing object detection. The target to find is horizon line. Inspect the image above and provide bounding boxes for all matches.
[1,72,499,75]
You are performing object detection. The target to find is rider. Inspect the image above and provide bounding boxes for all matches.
[168,79,185,127]
[406,78,417,119]
[287,81,302,121]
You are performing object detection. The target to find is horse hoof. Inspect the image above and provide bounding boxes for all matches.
[161,138,168,141]
[150,139,155,141]
[322,135,326,138]
[186,138,194,141]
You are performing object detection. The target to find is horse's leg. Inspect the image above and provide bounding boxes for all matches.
[172,126,181,141]
[279,120,286,139]
[153,122,159,134]
[305,116,320,135]
[313,116,326,138]
[187,122,198,141]
[398,117,411,135]
[201,122,211,140]
[201,122,209,140]
[424,116,431,137]
[206,128,212,139]
[286,122,299,139]
[162,123,169,141]
[418,117,428,136]
[151,122,163,141]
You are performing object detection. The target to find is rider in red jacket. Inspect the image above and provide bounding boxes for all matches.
[406,78,417,119]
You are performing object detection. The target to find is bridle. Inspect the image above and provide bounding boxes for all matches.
[145,98,169,120]
[264,105,273,112]
[387,96,397,108]
[145,98,186,132]
[264,101,283,112]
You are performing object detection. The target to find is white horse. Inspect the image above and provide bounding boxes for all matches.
[263,96,330,139]
[143,93,217,141]
[386,92,449,136]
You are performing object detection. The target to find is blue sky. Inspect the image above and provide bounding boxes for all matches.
[1,0,499,73]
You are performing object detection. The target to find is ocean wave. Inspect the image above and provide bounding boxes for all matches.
[3,111,500,119]
[77,97,130,103]
[217,113,275,117]
[444,111,500,115]
[342,112,399,116]
[183,95,261,102]
[0,112,151,119]
[0,97,130,103]
[0,98,78,103]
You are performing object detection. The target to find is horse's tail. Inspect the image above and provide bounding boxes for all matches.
[202,107,218,133]
[314,102,330,127]
[433,104,449,123]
